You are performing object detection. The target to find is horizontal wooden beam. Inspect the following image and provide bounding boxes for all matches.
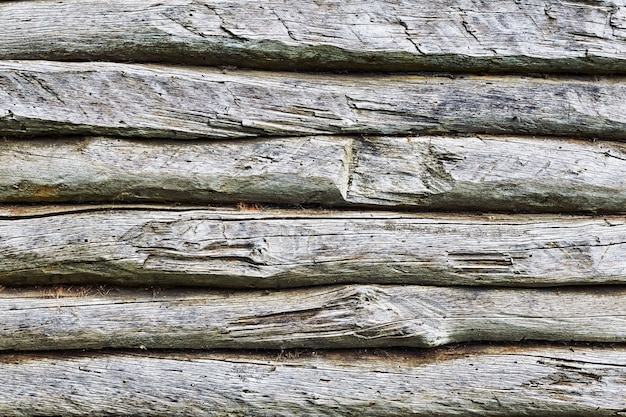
[1,346,625,415]
[1,0,626,74]
[0,136,350,206]
[2,135,626,212]
[1,207,625,287]
[1,285,625,350]
[1,62,626,140]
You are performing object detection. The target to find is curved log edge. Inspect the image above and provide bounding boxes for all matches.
[2,135,626,212]
[0,284,625,350]
[1,62,626,140]
[1,346,625,416]
[2,0,626,74]
[1,207,625,287]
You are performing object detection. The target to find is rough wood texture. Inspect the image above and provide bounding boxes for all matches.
[0,136,351,206]
[1,346,625,416]
[3,134,626,212]
[2,62,626,140]
[2,0,626,74]
[1,285,625,350]
[1,207,626,287]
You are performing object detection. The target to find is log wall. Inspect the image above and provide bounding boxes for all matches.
[2,1,626,415]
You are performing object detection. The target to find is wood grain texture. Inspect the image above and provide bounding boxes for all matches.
[0,136,351,205]
[1,285,625,350]
[1,346,625,416]
[1,61,626,140]
[1,207,626,287]
[2,0,626,74]
[3,135,626,212]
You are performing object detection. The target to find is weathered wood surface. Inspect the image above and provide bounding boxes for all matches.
[2,62,626,140]
[0,136,351,205]
[3,135,626,212]
[1,285,625,350]
[1,207,626,287]
[1,346,625,416]
[2,0,626,74]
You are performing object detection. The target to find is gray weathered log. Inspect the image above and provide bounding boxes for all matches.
[0,136,351,205]
[1,207,626,287]
[1,347,625,416]
[3,135,626,212]
[2,0,626,74]
[1,61,626,140]
[1,285,625,350]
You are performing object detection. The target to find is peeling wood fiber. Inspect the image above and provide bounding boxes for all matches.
[3,135,626,212]
[1,62,626,140]
[1,347,625,416]
[1,285,625,351]
[1,208,626,287]
[2,0,626,73]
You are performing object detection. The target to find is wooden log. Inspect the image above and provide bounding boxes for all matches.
[1,285,625,350]
[1,0,626,74]
[1,346,625,416]
[0,136,351,206]
[2,135,626,212]
[1,207,626,287]
[1,62,626,140]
